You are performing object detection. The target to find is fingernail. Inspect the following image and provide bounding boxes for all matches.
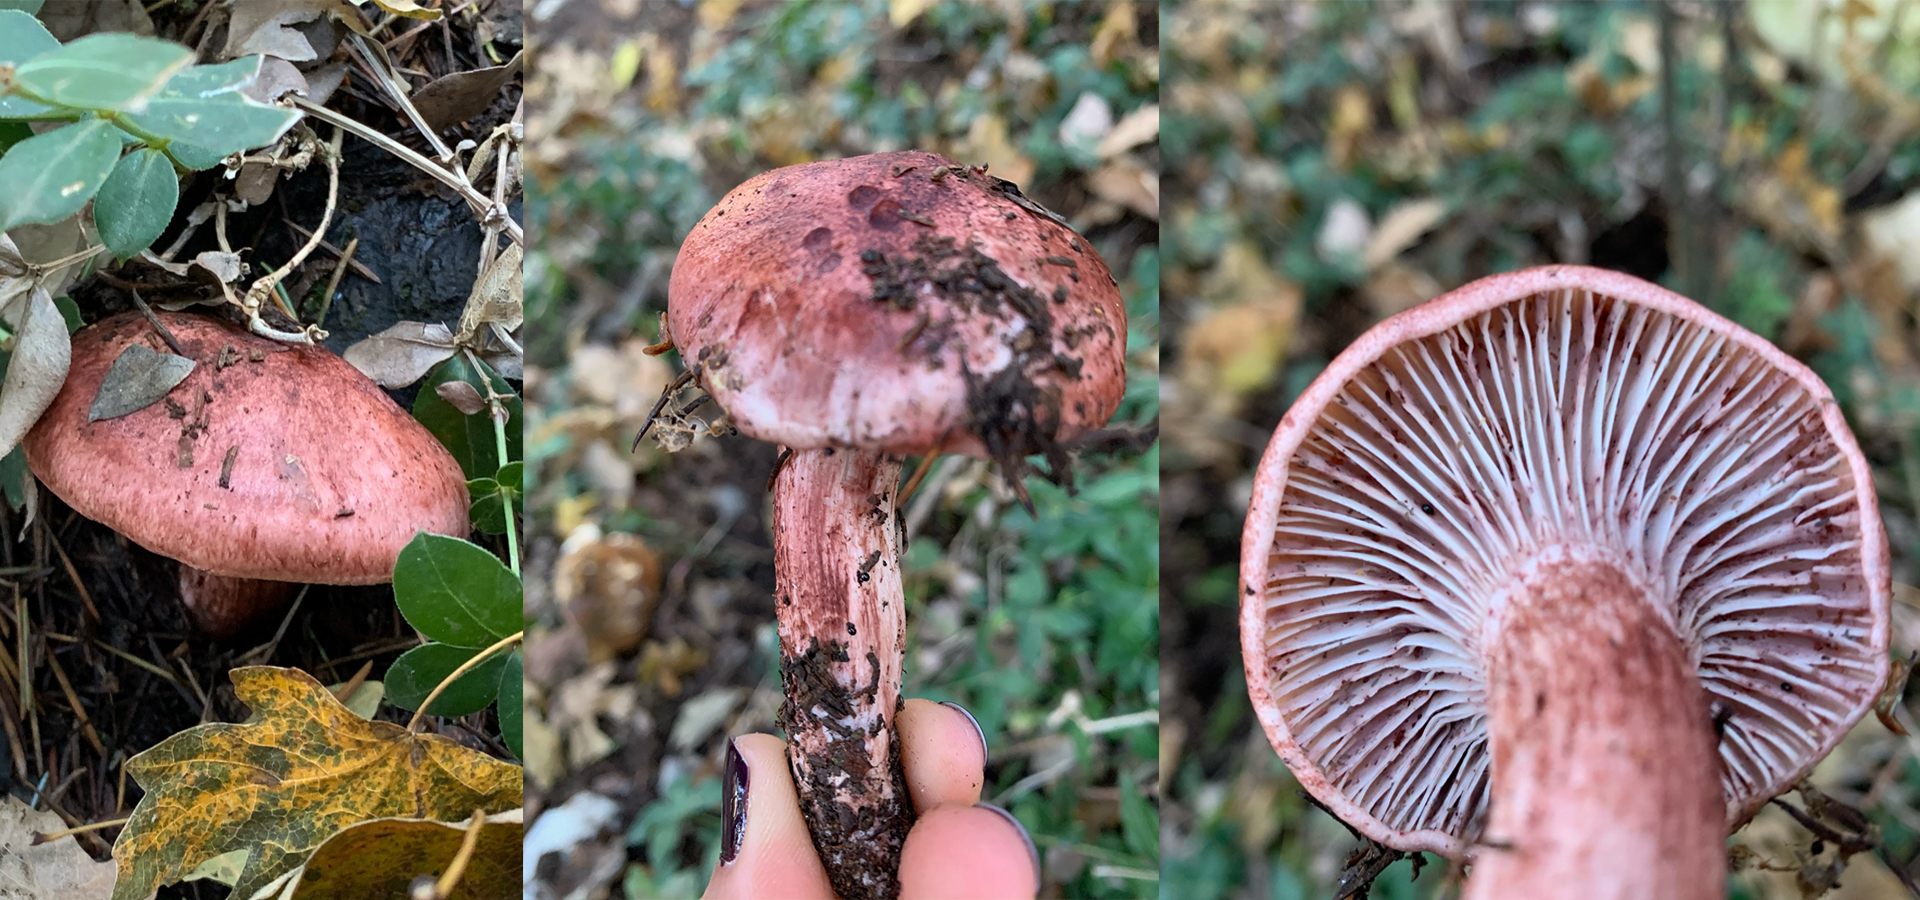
[939,700,987,756]
[721,737,749,865]
[975,803,1040,890]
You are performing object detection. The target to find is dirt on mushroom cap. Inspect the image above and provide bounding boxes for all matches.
[667,150,1128,475]
[23,311,469,584]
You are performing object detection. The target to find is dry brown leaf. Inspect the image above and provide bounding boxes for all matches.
[1096,103,1159,159]
[356,0,441,20]
[1862,192,1920,294]
[963,114,1035,189]
[456,243,525,345]
[243,57,310,105]
[111,666,522,900]
[0,285,72,459]
[1363,262,1443,319]
[1363,197,1448,271]
[341,321,457,387]
[1089,0,1138,67]
[1326,84,1374,170]
[1087,157,1159,220]
[414,51,524,133]
[889,0,933,28]
[225,0,345,62]
[0,796,115,898]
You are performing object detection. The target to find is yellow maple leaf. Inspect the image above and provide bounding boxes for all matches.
[111,666,523,900]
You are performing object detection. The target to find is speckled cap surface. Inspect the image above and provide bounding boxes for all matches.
[24,311,468,583]
[667,150,1128,460]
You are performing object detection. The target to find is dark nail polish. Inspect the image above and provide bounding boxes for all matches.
[940,700,987,756]
[721,737,749,865]
[976,803,1040,890]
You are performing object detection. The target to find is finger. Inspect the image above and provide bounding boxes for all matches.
[898,803,1041,900]
[701,734,835,900]
[898,698,987,813]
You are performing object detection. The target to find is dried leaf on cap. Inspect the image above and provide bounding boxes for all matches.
[88,343,195,422]
[341,321,458,388]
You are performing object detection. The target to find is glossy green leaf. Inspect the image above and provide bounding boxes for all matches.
[0,2,46,13]
[0,11,58,120]
[498,650,522,758]
[0,119,121,231]
[95,148,177,259]
[391,532,520,647]
[125,59,299,156]
[384,641,507,717]
[13,32,191,112]
[414,355,522,479]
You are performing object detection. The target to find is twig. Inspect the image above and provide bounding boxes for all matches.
[126,290,184,356]
[431,810,489,898]
[348,33,455,163]
[288,96,523,245]
[43,535,99,625]
[30,816,126,845]
[89,640,177,686]
[40,649,101,755]
[406,630,522,732]
[238,585,309,666]
[282,222,380,283]
[315,236,357,329]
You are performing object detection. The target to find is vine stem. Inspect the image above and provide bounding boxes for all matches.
[493,404,519,576]
[288,96,522,246]
[405,630,523,733]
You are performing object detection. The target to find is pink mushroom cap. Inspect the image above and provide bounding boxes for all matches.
[1240,265,1891,854]
[667,150,1128,460]
[24,311,469,585]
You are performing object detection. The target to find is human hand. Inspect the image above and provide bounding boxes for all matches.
[701,699,1040,900]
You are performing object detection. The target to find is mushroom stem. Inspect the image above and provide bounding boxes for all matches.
[176,567,295,637]
[1470,556,1723,900]
[771,447,909,899]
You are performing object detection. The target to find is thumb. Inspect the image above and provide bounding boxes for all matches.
[701,734,835,900]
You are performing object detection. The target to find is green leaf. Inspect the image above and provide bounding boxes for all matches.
[466,462,522,535]
[52,294,81,333]
[467,477,507,535]
[0,11,59,119]
[0,1,46,12]
[384,641,507,717]
[391,532,520,647]
[124,59,300,157]
[495,461,523,491]
[414,355,522,479]
[95,147,177,259]
[0,119,121,231]
[12,32,192,112]
[0,121,29,152]
[498,650,522,758]
[0,446,25,512]
[164,141,228,172]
